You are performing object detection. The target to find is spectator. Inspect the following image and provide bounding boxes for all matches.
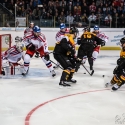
[105,14,112,26]
[66,12,74,24]
[112,12,119,27]
[81,2,89,16]
[74,0,81,6]
[81,13,88,24]
[88,12,96,23]
[33,0,41,8]
[60,0,66,6]
[73,12,81,24]
[89,2,96,13]
[74,3,81,15]
[58,11,65,23]
[118,6,125,16]
[119,13,125,28]
[66,1,74,15]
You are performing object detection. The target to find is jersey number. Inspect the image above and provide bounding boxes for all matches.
[84,34,92,38]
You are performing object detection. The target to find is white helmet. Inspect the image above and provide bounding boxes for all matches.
[16,42,24,52]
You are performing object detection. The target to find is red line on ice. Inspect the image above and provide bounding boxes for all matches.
[25,88,109,125]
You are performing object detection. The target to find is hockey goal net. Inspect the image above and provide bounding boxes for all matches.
[0,34,12,75]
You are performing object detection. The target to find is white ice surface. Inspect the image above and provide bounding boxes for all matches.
[0,50,125,125]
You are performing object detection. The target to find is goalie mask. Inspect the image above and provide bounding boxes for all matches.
[15,36,23,43]
[16,42,23,52]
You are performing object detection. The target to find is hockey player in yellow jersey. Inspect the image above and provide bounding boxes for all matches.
[105,33,125,91]
[53,27,78,87]
[75,26,104,72]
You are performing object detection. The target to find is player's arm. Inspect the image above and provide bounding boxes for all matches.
[61,38,75,55]
[3,47,15,59]
[94,36,105,46]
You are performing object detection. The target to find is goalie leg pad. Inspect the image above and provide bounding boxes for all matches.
[2,59,9,68]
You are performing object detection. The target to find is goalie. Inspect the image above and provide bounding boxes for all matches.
[1,37,24,75]
[105,36,125,91]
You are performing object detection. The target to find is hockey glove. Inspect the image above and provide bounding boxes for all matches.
[26,43,36,51]
[101,40,106,47]
[77,37,81,45]
[44,53,50,61]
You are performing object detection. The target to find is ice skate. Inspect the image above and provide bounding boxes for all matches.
[1,70,5,75]
[51,70,56,77]
[67,79,77,83]
[112,84,120,91]
[59,81,71,87]
[22,69,29,76]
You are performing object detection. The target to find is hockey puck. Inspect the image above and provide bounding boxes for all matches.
[102,75,105,77]
[83,72,86,74]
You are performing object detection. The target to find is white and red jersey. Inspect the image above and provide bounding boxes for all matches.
[2,45,24,63]
[24,27,33,35]
[93,31,109,43]
[55,28,70,42]
[23,32,49,53]
[55,30,65,42]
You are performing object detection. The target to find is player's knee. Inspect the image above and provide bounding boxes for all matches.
[24,54,31,63]
[92,51,99,60]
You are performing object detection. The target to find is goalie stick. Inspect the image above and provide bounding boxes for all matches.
[82,64,94,76]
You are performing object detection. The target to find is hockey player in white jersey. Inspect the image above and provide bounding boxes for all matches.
[1,37,24,75]
[92,25,108,60]
[24,21,40,58]
[24,21,34,35]
[22,25,56,76]
[53,23,67,69]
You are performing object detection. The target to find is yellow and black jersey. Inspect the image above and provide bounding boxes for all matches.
[54,34,75,56]
[120,50,125,58]
[80,31,102,45]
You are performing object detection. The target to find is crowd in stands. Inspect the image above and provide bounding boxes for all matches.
[0,0,125,28]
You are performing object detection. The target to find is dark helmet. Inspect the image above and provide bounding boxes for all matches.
[123,30,125,35]
[83,26,90,32]
[120,37,125,45]
[69,27,79,34]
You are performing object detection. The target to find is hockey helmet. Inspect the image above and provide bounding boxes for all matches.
[120,37,125,45]
[16,42,24,52]
[83,26,90,32]
[69,27,79,34]
[123,30,125,35]
[33,25,41,32]
[60,23,66,29]
[94,25,99,31]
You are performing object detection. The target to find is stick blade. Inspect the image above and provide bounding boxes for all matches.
[90,70,94,76]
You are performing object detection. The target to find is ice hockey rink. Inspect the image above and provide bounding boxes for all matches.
[0,50,125,125]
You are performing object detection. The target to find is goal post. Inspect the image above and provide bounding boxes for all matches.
[0,34,11,75]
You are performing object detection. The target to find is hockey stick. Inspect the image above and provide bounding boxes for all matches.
[49,60,63,70]
[82,64,94,76]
